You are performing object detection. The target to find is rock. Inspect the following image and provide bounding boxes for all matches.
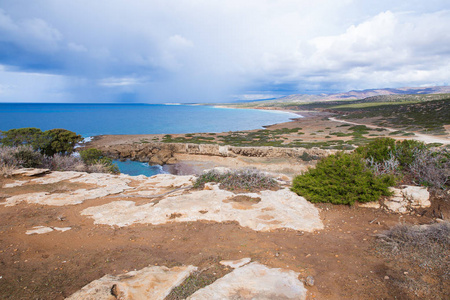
[2,180,28,188]
[54,227,72,232]
[66,265,197,300]
[81,188,324,232]
[11,168,50,177]
[305,275,315,287]
[403,186,430,208]
[358,201,380,209]
[26,226,54,235]
[203,182,220,191]
[25,226,71,235]
[384,186,430,213]
[220,258,251,269]
[188,262,306,300]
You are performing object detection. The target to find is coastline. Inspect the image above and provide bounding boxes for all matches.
[83,110,338,177]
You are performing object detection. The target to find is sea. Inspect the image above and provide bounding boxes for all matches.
[0,103,300,176]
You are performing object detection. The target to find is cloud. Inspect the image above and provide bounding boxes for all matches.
[0,1,449,102]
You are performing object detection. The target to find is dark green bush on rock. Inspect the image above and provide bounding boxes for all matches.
[291,152,394,205]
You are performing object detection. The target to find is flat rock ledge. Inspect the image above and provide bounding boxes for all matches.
[66,265,197,300]
[66,262,307,300]
[1,169,323,232]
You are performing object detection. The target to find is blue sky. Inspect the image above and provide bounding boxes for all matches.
[0,0,449,103]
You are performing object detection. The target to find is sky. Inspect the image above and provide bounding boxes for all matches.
[0,0,449,103]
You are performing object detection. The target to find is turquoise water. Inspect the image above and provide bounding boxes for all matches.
[0,103,300,176]
[113,160,167,177]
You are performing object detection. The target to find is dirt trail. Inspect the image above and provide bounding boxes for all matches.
[328,117,450,145]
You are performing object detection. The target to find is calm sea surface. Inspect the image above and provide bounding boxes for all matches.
[0,103,300,175]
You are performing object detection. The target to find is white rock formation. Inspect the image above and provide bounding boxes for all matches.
[384,185,430,213]
[81,188,324,232]
[26,226,72,235]
[2,172,195,206]
[220,257,251,269]
[188,262,307,300]
[66,265,197,300]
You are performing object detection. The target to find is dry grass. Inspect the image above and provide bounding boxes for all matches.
[376,222,450,299]
[193,168,279,192]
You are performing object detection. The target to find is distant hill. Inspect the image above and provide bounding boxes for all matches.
[273,86,450,103]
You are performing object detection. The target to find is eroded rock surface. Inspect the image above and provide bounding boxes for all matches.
[66,265,197,300]
[188,262,307,300]
[81,188,323,232]
[384,185,430,214]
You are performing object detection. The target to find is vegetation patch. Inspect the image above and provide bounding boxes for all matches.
[193,169,279,192]
[0,128,119,176]
[376,222,450,299]
[291,152,395,205]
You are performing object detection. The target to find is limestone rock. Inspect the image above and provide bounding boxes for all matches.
[220,258,251,269]
[403,186,430,208]
[358,201,381,209]
[26,226,72,235]
[11,168,50,177]
[81,188,324,232]
[188,262,306,300]
[384,186,430,213]
[304,275,315,287]
[66,265,197,300]
[26,226,54,235]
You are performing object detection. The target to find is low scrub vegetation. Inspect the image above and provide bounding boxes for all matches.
[0,145,119,176]
[291,152,395,205]
[0,127,83,156]
[194,168,278,192]
[0,127,119,176]
[376,222,450,299]
[292,138,449,205]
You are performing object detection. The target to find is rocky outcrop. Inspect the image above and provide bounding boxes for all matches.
[97,142,335,165]
[81,187,324,232]
[66,265,197,300]
[188,262,306,300]
[384,185,431,214]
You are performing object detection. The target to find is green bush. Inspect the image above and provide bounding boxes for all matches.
[41,129,83,156]
[0,128,46,150]
[394,139,425,166]
[80,148,104,165]
[0,127,83,156]
[79,148,119,174]
[356,137,396,163]
[291,152,394,205]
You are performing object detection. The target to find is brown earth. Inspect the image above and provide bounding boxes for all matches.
[0,174,444,300]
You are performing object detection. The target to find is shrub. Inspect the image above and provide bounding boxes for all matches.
[0,127,44,149]
[48,154,86,172]
[394,139,425,166]
[376,222,450,299]
[291,152,395,205]
[408,148,449,189]
[0,127,83,156]
[80,148,104,165]
[194,168,278,192]
[13,145,45,168]
[41,129,83,156]
[79,148,119,174]
[356,137,396,163]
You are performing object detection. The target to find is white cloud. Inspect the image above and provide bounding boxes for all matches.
[0,1,449,102]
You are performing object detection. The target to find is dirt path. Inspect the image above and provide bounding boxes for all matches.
[328,117,450,145]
